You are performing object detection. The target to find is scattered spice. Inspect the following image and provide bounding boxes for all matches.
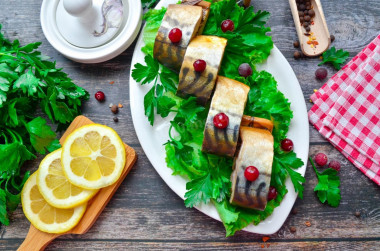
[109,103,114,108]
[262,236,270,242]
[113,117,119,122]
[307,32,319,48]
[295,0,320,49]
[290,226,297,233]
[314,89,318,93]
[294,51,302,59]
[305,221,312,227]
[296,0,314,33]
[109,81,115,85]
[331,34,335,43]
[291,208,298,215]
[293,40,300,48]
[111,105,119,114]
[354,211,361,217]
[118,103,123,108]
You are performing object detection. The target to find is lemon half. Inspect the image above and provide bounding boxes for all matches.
[61,124,126,189]
[37,149,98,209]
[21,173,86,233]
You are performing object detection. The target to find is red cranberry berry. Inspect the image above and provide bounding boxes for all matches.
[244,166,260,182]
[193,59,207,72]
[94,91,105,102]
[328,160,341,171]
[168,28,182,43]
[221,19,234,33]
[315,67,328,80]
[281,138,294,152]
[314,153,328,166]
[268,186,278,201]
[238,63,253,77]
[213,113,229,129]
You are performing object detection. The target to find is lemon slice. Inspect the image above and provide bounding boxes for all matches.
[21,173,86,234]
[61,124,126,189]
[37,149,98,209]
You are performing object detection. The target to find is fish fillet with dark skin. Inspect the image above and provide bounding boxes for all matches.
[181,0,211,35]
[153,4,203,72]
[177,35,227,105]
[230,126,274,210]
[201,76,250,157]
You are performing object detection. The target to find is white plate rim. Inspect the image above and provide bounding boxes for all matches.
[129,0,309,235]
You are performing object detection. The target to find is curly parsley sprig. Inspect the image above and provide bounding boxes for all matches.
[310,157,341,207]
[318,46,349,70]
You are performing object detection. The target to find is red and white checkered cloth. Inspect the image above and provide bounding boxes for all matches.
[309,34,380,185]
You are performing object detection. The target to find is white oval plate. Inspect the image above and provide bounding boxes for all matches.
[130,0,309,235]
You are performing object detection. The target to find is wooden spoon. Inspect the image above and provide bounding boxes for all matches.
[289,0,331,57]
[18,115,137,251]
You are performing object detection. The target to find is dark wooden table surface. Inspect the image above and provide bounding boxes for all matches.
[1,0,380,250]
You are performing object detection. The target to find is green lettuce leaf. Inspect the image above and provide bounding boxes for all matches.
[141,8,167,56]
[203,0,273,79]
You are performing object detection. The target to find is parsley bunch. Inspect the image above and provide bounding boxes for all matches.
[0,25,89,225]
[133,0,305,236]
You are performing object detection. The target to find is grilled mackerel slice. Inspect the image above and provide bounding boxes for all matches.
[230,126,274,211]
[202,76,250,157]
[177,36,227,105]
[153,4,203,72]
[181,0,211,35]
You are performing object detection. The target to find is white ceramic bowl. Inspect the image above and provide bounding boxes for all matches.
[40,0,142,63]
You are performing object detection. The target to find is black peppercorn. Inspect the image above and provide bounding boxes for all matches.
[331,34,335,43]
[294,51,302,59]
[293,40,300,48]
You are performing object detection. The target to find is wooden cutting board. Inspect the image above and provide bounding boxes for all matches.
[18,115,137,251]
